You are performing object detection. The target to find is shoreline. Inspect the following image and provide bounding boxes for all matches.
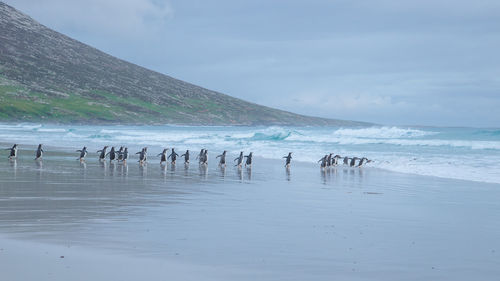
[1,140,499,186]
[1,123,500,185]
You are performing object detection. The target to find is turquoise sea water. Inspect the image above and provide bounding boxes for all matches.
[0,123,499,183]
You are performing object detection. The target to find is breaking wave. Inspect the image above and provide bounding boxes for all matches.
[0,123,499,183]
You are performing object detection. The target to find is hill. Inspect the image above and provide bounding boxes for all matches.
[0,2,368,126]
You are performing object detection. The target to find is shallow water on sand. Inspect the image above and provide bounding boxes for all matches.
[0,151,499,280]
[1,123,500,184]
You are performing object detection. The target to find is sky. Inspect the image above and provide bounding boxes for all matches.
[4,0,500,127]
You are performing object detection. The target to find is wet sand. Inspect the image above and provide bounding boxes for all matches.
[0,150,499,280]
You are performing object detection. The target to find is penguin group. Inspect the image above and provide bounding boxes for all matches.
[318,153,372,168]
[3,144,256,169]
[3,144,372,169]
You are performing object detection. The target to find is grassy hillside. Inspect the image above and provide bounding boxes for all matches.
[0,2,368,126]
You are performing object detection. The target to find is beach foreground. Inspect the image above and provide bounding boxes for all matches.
[0,151,499,281]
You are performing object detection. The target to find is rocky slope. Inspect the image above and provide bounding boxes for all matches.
[0,2,367,126]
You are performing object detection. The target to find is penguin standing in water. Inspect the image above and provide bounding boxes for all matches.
[5,144,18,160]
[181,150,190,164]
[97,146,108,161]
[35,144,44,160]
[234,151,244,167]
[283,152,292,168]
[107,147,116,161]
[157,148,168,164]
[343,156,351,165]
[318,154,328,168]
[350,157,359,167]
[333,155,342,166]
[121,147,129,164]
[136,147,148,164]
[244,152,253,168]
[326,153,333,167]
[197,149,205,164]
[76,146,87,161]
[116,146,124,161]
[357,157,372,167]
[201,149,208,165]
[216,151,227,167]
[168,148,179,165]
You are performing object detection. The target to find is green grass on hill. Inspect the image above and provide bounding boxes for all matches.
[0,83,238,124]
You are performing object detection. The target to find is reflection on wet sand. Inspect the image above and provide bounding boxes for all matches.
[119,162,128,178]
[199,164,208,180]
[139,163,147,178]
[9,159,17,179]
[35,160,43,179]
[318,167,366,186]
[161,163,167,179]
[246,167,252,181]
[109,162,115,177]
[219,166,226,178]
[236,167,243,181]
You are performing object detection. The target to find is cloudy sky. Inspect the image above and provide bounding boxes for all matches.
[5,0,500,127]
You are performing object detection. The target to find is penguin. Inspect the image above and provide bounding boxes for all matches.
[168,148,179,165]
[234,151,244,167]
[216,150,227,167]
[357,157,372,167]
[106,147,116,161]
[97,146,108,161]
[350,157,359,167]
[136,147,148,164]
[202,149,208,165]
[157,148,168,164]
[121,147,129,163]
[283,152,292,168]
[76,146,87,161]
[5,144,17,160]
[318,154,328,168]
[244,152,253,168]
[333,155,342,166]
[326,153,333,167]
[35,144,44,160]
[197,149,205,164]
[343,156,351,165]
[116,146,124,161]
[181,150,190,164]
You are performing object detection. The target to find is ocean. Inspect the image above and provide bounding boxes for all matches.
[0,123,499,184]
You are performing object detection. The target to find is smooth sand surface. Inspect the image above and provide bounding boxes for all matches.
[1,150,500,280]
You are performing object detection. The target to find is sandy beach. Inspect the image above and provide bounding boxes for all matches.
[0,148,499,281]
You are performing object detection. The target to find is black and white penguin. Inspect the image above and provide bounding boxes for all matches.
[181,150,190,164]
[97,146,108,161]
[157,148,168,164]
[6,144,18,160]
[76,146,87,161]
[136,147,148,164]
[283,152,292,168]
[244,152,253,168]
[35,144,44,160]
[234,151,244,167]
[318,154,328,168]
[216,151,227,166]
[168,148,179,164]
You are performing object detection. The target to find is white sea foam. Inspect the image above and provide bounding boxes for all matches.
[1,123,499,184]
[36,128,67,133]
